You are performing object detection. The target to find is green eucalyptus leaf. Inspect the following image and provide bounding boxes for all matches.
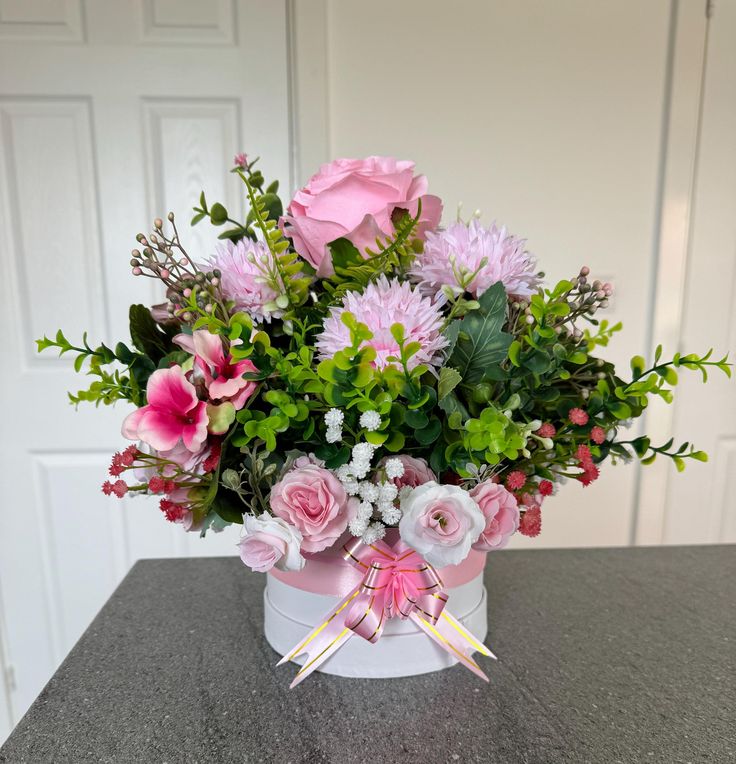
[209,202,228,225]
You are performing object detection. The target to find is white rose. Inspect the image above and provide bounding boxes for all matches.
[398,481,485,568]
[238,514,305,573]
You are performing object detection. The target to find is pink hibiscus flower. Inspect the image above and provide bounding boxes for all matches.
[175,330,258,409]
[122,366,208,452]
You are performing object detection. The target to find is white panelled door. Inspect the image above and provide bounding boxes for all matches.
[660,0,736,543]
[0,0,290,731]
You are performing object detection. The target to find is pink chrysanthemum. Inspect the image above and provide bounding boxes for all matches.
[316,276,447,370]
[411,219,541,299]
[206,239,284,321]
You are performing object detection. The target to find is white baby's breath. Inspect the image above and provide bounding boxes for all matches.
[359,410,382,431]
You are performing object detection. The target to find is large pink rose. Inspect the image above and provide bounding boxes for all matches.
[280,156,443,277]
[470,481,520,551]
[269,464,354,553]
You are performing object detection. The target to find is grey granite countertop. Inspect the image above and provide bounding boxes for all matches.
[1,546,734,763]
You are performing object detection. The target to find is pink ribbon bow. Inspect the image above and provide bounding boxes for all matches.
[277,537,495,687]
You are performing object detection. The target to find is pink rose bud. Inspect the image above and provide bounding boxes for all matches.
[469,480,520,551]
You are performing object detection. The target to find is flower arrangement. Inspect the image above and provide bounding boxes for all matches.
[38,153,729,682]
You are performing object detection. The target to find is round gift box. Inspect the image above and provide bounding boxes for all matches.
[264,531,488,679]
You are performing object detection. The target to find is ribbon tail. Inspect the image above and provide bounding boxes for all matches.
[276,587,361,687]
[411,611,494,682]
[288,626,354,688]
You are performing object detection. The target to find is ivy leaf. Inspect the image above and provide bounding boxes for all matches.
[447,282,512,383]
[438,367,462,401]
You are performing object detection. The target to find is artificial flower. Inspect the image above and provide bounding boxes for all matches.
[411,219,540,299]
[122,365,208,452]
[398,481,485,567]
[280,156,442,277]
[270,464,356,553]
[174,331,258,409]
[469,480,519,551]
[238,514,305,573]
[316,276,447,370]
[206,239,285,321]
[378,454,436,491]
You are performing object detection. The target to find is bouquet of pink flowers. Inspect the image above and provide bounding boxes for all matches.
[38,154,729,681]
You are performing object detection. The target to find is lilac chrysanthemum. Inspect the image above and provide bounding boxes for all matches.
[316,276,447,370]
[411,219,541,299]
[206,239,284,321]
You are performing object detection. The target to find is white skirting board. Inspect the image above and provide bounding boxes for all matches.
[264,571,488,678]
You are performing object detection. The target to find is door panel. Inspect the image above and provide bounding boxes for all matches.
[0,0,290,726]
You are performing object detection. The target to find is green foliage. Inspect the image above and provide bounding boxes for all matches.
[444,282,512,383]
[39,149,734,533]
[458,405,527,467]
[322,205,423,302]
[236,169,311,313]
[37,329,154,407]
[128,304,177,364]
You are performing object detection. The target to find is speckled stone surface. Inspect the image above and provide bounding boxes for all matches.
[1,546,734,763]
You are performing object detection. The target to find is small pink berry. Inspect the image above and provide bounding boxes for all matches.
[539,480,554,497]
[536,423,556,439]
[506,470,527,491]
[132,267,142,276]
[569,407,589,426]
[590,426,606,445]
[519,507,542,537]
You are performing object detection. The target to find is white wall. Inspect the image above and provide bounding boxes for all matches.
[291,0,735,549]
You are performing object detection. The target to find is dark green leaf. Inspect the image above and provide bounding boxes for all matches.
[129,304,175,363]
[447,282,512,384]
[210,202,228,225]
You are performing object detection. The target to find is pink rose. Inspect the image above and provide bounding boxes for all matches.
[398,481,485,567]
[470,481,520,551]
[238,514,304,573]
[379,454,436,491]
[280,156,443,277]
[270,464,354,553]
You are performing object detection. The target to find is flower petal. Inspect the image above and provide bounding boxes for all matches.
[146,366,198,414]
